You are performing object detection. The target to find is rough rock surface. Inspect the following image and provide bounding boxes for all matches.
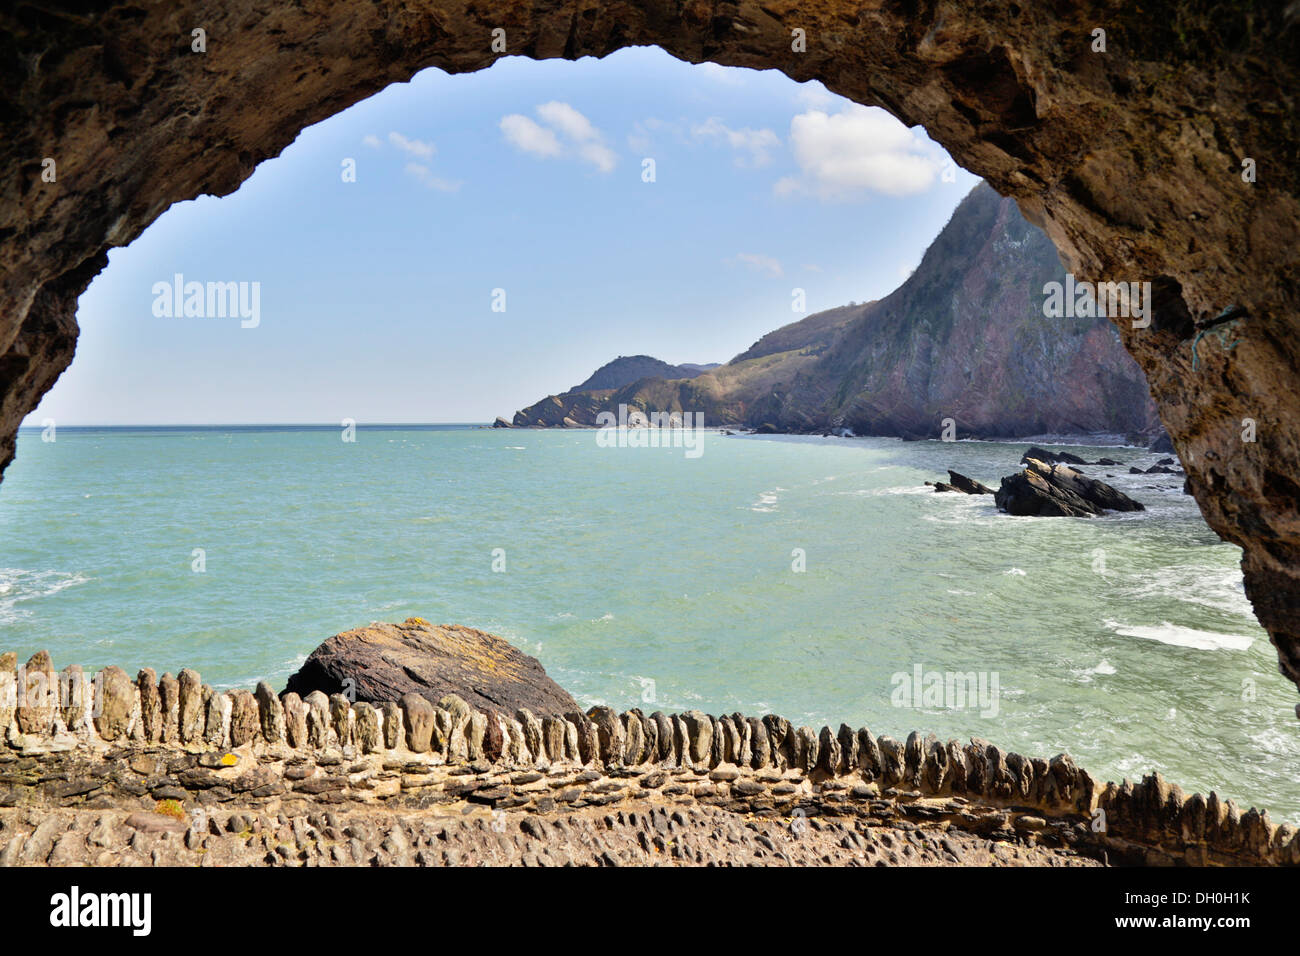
[996,459,1145,518]
[2,3,1300,703]
[0,804,1103,868]
[1022,447,1089,466]
[1,647,1292,867]
[946,470,995,495]
[283,618,579,717]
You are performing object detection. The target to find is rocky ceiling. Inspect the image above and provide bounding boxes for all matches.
[2,2,1299,709]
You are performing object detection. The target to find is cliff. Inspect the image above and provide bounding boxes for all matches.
[511,184,1162,439]
[571,356,717,393]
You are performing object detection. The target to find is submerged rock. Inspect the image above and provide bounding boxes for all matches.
[995,458,1144,517]
[284,618,579,717]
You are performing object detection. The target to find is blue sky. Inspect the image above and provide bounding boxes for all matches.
[28,47,980,425]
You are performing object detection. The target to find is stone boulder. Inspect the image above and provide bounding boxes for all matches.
[284,618,579,717]
[995,458,1145,517]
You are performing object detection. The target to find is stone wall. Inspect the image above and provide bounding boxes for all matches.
[0,651,1293,866]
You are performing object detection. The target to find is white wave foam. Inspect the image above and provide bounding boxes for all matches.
[0,568,91,624]
[838,485,933,497]
[1124,564,1255,618]
[1104,619,1254,651]
[1073,659,1117,682]
[751,487,786,512]
[1005,568,1027,576]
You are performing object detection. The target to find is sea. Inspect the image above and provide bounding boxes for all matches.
[2,424,1295,820]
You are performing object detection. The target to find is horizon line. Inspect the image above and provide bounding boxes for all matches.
[18,421,494,428]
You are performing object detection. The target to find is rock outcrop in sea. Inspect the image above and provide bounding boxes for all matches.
[996,459,1145,518]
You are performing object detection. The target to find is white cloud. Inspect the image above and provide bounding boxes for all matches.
[577,141,617,174]
[692,117,780,167]
[388,131,436,160]
[500,102,616,172]
[500,114,563,158]
[536,101,598,143]
[777,105,945,200]
[404,163,462,192]
[730,253,784,277]
[366,131,458,190]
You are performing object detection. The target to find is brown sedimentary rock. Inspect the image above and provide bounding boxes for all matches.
[93,666,133,741]
[17,652,58,736]
[135,669,161,744]
[380,701,402,751]
[817,726,840,776]
[255,681,284,745]
[283,620,578,716]
[400,693,435,754]
[304,692,331,749]
[59,665,88,731]
[467,710,488,761]
[353,702,381,754]
[228,690,259,747]
[542,715,567,763]
[202,686,225,746]
[157,673,179,744]
[280,692,307,749]
[748,717,770,770]
[177,669,204,743]
[329,694,352,748]
[622,712,645,765]
[587,706,624,767]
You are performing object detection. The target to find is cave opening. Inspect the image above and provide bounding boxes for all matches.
[4,44,1298,824]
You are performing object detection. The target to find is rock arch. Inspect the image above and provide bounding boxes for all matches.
[3,2,1299,703]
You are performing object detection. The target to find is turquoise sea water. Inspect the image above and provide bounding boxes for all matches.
[1,425,1295,820]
